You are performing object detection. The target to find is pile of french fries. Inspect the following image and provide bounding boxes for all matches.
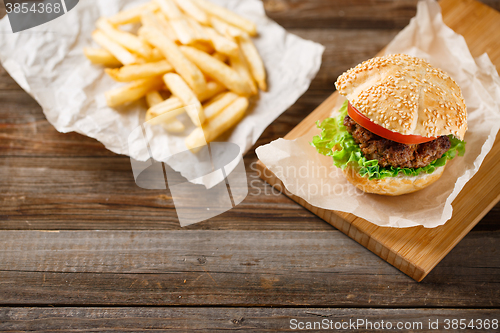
[84,0,266,152]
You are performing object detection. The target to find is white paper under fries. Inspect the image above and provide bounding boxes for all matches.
[256,0,500,228]
[0,0,324,189]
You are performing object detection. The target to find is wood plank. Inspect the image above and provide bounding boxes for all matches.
[257,0,500,281]
[0,1,5,20]
[0,155,331,230]
[0,230,498,306]
[262,0,500,30]
[440,0,500,72]
[1,307,499,332]
[1,152,497,230]
[0,65,21,90]
[262,0,418,30]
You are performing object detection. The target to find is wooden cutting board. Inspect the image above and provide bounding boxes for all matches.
[256,0,500,282]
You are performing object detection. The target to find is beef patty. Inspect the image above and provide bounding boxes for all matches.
[343,115,451,169]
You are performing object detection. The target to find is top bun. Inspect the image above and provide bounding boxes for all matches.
[335,54,467,140]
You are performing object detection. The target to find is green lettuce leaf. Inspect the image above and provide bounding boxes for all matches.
[310,101,466,180]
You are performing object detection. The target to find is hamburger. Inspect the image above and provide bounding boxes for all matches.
[312,54,467,196]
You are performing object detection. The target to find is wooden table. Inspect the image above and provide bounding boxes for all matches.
[1,0,499,331]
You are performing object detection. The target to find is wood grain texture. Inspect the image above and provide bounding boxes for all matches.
[441,0,500,72]
[0,230,498,307]
[1,152,497,231]
[1,307,499,332]
[0,0,498,321]
[257,0,500,282]
[263,0,419,30]
[0,0,5,20]
[262,0,500,30]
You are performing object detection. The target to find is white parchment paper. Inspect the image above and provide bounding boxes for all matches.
[0,0,324,188]
[256,0,500,228]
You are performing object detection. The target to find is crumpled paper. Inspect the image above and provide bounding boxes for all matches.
[256,0,500,228]
[0,0,324,188]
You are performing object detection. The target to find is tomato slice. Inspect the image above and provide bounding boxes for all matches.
[347,101,436,144]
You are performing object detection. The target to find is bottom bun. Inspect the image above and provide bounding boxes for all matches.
[343,163,446,196]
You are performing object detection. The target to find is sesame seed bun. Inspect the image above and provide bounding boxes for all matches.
[343,163,447,196]
[335,54,467,140]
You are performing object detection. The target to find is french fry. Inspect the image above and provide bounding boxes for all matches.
[140,26,206,95]
[204,26,239,57]
[88,0,266,145]
[155,0,183,20]
[155,0,196,45]
[185,97,248,152]
[164,73,205,126]
[161,120,185,133]
[155,14,180,42]
[105,60,173,82]
[238,34,267,91]
[192,0,257,36]
[169,18,197,45]
[108,2,159,25]
[172,0,209,25]
[92,30,138,65]
[191,41,215,54]
[146,91,185,133]
[105,77,164,107]
[146,91,165,107]
[212,52,228,63]
[141,10,179,43]
[84,47,122,67]
[210,16,245,39]
[186,17,210,42]
[184,128,206,152]
[197,81,227,102]
[146,96,185,124]
[229,48,258,95]
[96,18,152,59]
[180,46,252,96]
[203,91,238,120]
[138,34,158,57]
[141,10,163,32]
[148,48,165,62]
